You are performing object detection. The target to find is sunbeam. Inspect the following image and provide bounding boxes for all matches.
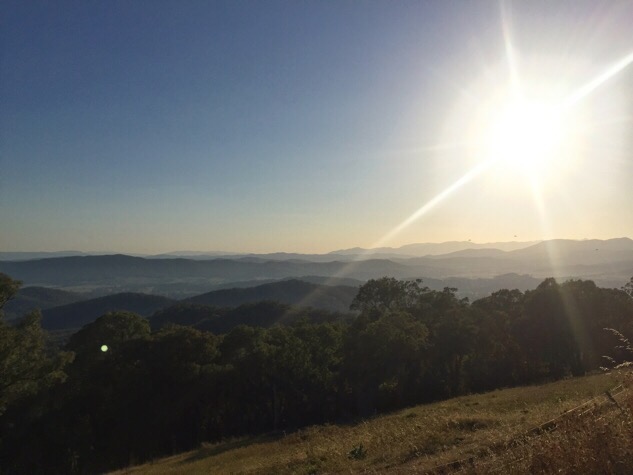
[371,160,494,250]
[368,32,633,250]
[565,50,633,107]
[267,4,633,316]
[289,160,496,307]
[501,1,521,96]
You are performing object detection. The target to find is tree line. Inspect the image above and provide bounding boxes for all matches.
[1,273,632,473]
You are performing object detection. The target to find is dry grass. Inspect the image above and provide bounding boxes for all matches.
[458,376,633,474]
[114,372,627,474]
[459,412,633,475]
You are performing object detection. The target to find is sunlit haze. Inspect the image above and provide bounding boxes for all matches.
[2,1,632,254]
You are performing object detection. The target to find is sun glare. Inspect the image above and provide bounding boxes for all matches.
[486,98,566,178]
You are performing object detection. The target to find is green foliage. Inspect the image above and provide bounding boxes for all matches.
[0,275,72,417]
[344,310,429,413]
[0,273,21,313]
[350,277,428,315]
[2,273,633,474]
[0,310,72,415]
[623,276,633,298]
[151,300,351,334]
[66,311,151,355]
[348,443,367,460]
[511,278,633,380]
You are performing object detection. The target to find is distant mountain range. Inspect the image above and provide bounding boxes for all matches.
[2,238,633,332]
[328,240,540,257]
[0,251,98,261]
[2,238,631,291]
[0,254,420,291]
[0,240,536,262]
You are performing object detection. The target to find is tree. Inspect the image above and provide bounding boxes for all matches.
[0,274,71,416]
[623,276,633,299]
[66,311,151,355]
[513,278,584,380]
[467,290,525,391]
[344,310,429,414]
[0,273,21,315]
[350,277,429,316]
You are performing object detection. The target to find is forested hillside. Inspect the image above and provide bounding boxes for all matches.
[184,279,357,312]
[17,279,358,333]
[1,272,632,473]
[150,300,352,334]
[41,292,176,330]
[3,286,86,320]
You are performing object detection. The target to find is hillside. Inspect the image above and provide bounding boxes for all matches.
[117,372,629,474]
[185,279,358,313]
[3,286,87,320]
[41,293,176,331]
[0,254,419,293]
[151,300,352,334]
[36,280,356,332]
[440,273,542,299]
[403,237,633,283]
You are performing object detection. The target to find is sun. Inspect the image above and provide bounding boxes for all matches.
[486,98,566,178]
[463,80,585,192]
[436,64,589,196]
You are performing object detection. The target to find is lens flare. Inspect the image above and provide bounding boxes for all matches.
[487,99,566,177]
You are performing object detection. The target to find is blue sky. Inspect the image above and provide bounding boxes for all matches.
[2,1,633,253]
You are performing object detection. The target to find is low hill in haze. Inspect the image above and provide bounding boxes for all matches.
[330,240,539,256]
[403,238,633,283]
[0,254,417,288]
[3,286,87,320]
[440,273,543,299]
[185,279,358,313]
[507,237,633,262]
[0,251,94,261]
[36,280,358,332]
[41,293,176,331]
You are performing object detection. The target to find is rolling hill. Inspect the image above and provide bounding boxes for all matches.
[41,293,176,331]
[35,279,358,332]
[36,275,546,332]
[3,286,87,320]
[185,279,358,313]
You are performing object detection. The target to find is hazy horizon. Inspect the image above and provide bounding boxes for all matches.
[3,1,633,255]
[5,236,633,257]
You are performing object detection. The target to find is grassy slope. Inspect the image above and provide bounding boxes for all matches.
[115,372,629,474]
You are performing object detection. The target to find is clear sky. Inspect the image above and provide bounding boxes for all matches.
[2,1,632,254]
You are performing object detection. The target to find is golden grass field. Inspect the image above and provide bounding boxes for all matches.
[115,371,633,474]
